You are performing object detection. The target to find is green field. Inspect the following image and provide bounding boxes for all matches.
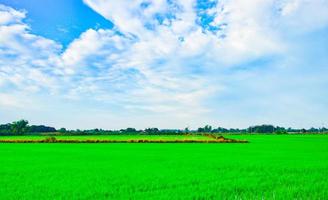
[0,135,327,199]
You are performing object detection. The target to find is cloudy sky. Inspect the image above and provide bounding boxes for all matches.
[0,0,327,129]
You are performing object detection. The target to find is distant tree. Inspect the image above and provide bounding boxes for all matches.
[10,120,29,135]
[204,125,212,132]
[0,124,11,135]
[212,127,229,133]
[308,127,319,133]
[274,126,287,134]
[197,127,204,132]
[126,128,137,133]
[144,128,159,134]
[197,125,212,133]
[248,125,275,133]
[29,125,56,133]
[2,119,327,135]
[58,128,67,133]
[159,129,183,135]
[184,127,190,133]
[120,128,138,134]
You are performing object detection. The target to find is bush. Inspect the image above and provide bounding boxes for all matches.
[43,137,57,143]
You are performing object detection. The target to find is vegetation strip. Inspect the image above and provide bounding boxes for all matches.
[2,120,327,136]
[0,136,248,143]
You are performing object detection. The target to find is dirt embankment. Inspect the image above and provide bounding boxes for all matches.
[0,135,248,143]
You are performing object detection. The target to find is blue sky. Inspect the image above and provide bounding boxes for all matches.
[0,0,327,129]
[0,0,113,46]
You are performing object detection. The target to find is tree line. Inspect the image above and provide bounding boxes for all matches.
[0,120,327,136]
[0,120,56,135]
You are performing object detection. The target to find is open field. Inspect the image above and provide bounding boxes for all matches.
[0,135,327,199]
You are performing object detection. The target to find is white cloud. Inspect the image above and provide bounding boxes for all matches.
[81,0,290,67]
[0,4,25,25]
[0,1,327,128]
[61,29,127,72]
[0,5,62,95]
[277,0,328,32]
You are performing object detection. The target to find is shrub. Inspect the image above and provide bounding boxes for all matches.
[43,137,57,143]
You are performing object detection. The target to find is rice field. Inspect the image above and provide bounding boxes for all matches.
[0,134,327,199]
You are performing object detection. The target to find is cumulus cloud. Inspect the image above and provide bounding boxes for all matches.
[0,4,26,25]
[0,1,327,128]
[0,4,62,95]
[0,3,214,118]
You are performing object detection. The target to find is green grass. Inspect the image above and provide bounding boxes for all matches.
[0,135,327,199]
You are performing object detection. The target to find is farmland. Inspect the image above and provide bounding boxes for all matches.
[0,134,327,199]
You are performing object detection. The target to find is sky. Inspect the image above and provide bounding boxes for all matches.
[0,0,327,130]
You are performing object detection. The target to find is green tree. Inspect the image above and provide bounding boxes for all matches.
[58,128,67,133]
[10,120,29,135]
[144,128,159,134]
[204,125,212,132]
[184,127,190,133]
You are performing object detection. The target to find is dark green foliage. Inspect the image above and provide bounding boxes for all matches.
[10,120,29,135]
[0,124,11,135]
[157,129,184,135]
[58,128,67,133]
[248,124,275,133]
[0,120,56,135]
[29,125,56,133]
[198,125,212,132]
[144,128,160,134]
[120,128,139,134]
[212,127,229,133]
[184,127,190,133]
[0,120,327,135]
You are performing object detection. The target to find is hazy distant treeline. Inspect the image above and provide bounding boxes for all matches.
[0,120,327,135]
